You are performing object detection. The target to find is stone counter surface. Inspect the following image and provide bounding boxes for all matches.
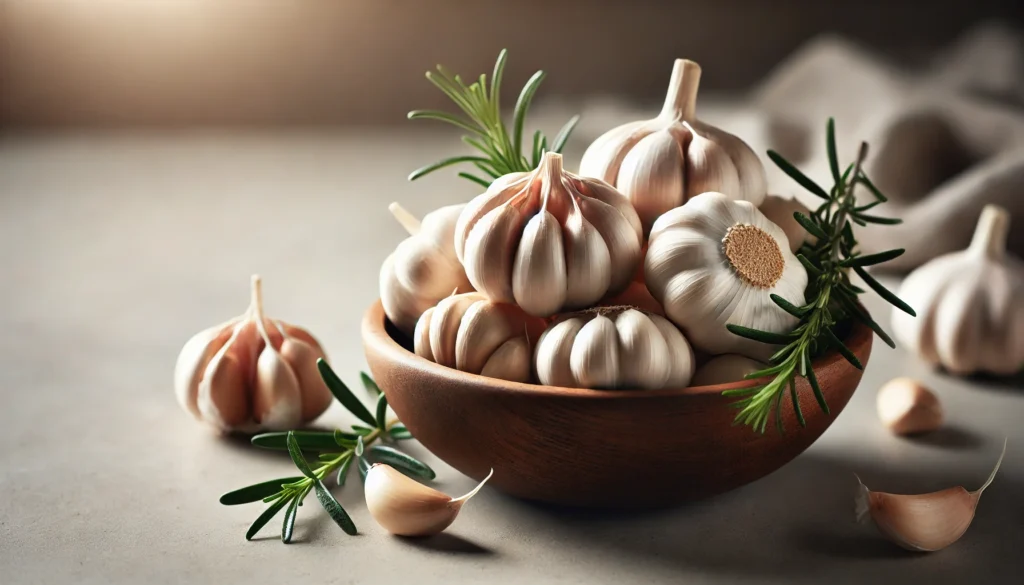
[1,132,1021,585]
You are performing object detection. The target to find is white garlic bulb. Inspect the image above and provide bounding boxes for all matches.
[414,292,543,383]
[579,59,767,233]
[645,192,808,359]
[174,276,333,432]
[893,204,1024,375]
[454,152,643,317]
[380,203,473,335]
[534,307,694,390]
[690,354,765,387]
[365,464,493,537]
[758,194,811,253]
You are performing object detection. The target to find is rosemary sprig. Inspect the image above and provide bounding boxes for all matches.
[219,360,433,543]
[725,118,915,433]
[408,49,580,187]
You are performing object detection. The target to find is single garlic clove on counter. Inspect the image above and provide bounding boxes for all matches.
[365,464,494,537]
[877,377,943,436]
[174,275,333,433]
[579,59,767,233]
[534,306,695,390]
[856,439,1007,552]
[690,354,766,387]
[455,152,643,317]
[380,203,474,335]
[645,192,808,360]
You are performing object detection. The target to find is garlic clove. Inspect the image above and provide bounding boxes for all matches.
[513,211,568,317]
[464,204,527,304]
[574,195,642,294]
[696,122,767,206]
[648,314,695,387]
[578,120,649,184]
[455,300,514,374]
[174,318,238,418]
[428,294,485,369]
[534,317,586,387]
[877,377,943,436]
[380,253,436,335]
[480,336,531,383]
[197,324,254,430]
[364,464,493,537]
[569,314,621,389]
[576,179,644,244]
[453,173,530,263]
[413,306,435,361]
[277,330,332,422]
[616,129,685,231]
[856,439,1007,551]
[691,354,765,386]
[252,343,303,430]
[614,309,672,389]
[563,212,613,310]
[684,123,741,201]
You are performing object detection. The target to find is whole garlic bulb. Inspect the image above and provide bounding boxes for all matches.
[579,59,767,233]
[893,204,1024,375]
[645,192,808,359]
[690,354,765,387]
[758,194,811,253]
[414,292,544,383]
[534,307,694,390]
[455,152,643,317]
[174,276,333,432]
[380,203,473,335]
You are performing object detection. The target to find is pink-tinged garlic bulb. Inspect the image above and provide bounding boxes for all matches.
[174,276,333,432]
[380,203,473,335]
[579,59,767,233]
[454,152,643,317]
[414,292,545,383]
[534,307,694,390]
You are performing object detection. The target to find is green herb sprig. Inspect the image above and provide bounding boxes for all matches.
[407,49,580,188]
[219,360,432,543]
[724,119,916,433]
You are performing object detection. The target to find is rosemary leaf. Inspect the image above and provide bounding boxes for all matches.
[796,254,822,277]
[336,454,355,486]
[334,429,357,448]
[358,456,371,482]
[406,110,483,136]
[726,324,795,345]
[853,213,902,225]
[840,248,905,267]
[282,496,300,544]
[789,379,806,427]
[246,497,290,541]
[858,173,888,202]
[314,481,357,535]
[826,118,840,183]
[770,294,809,317]
[836,293,896,348]
[389,425,414,440]
[220,478,302,506]
[551,115,581,153]
[852,266,916,316]
[286,432,316,479]
[360,372,382,396]
[793,212,829,240]
[367,445,436,480]
[768,150,830,199]
[512,71,546,162]
[458,172,492,189]
[252,431,339,452]
[317,359,378,426]
[824,329,864,370]
[804,354,830,415]
[375,393,389,431]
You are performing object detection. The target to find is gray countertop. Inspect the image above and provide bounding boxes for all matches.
[1,132,1021,585]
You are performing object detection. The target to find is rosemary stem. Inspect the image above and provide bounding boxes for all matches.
[830,142,868,263]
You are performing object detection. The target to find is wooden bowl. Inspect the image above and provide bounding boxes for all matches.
[362,301,872,508]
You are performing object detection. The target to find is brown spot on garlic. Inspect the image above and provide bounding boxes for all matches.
[856,439,1007,552]
[877,377,943,436]
[365,464,493,537]
[722,224,785,289]
[456,152,642,317]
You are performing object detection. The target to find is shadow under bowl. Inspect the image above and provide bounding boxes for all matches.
[362,300,872,508]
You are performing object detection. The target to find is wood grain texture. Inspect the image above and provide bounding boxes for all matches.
[363,300,872,507]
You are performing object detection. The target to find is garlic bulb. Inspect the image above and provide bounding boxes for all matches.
[856,439,1006,552]
[892,204,1024,375]
[579,59,766,233]
[174,276,333,432]
[454,152,643,317]
[365,464,493,537]
[758,194,811,253]
[645,192,808,359]
[877,377,943,436]
[691,354,765,387]
[414,292,543,383]
[534,307,694,390]
[380,203,473,335]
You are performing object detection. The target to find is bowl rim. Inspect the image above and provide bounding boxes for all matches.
[362,299,873,400]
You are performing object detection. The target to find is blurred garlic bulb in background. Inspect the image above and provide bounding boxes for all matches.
[645,192,808,360]
[579,59,767,233]
[691,354,765,387]
[174,276,333,432]
[534,307,694,390]
[380,203,473,335]
[414,292,545,383]
[758,194,811,253]
[455,152,643,317]
[893,204,1024,375]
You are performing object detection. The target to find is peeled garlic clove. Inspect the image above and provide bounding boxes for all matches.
[691,354,765,386]
[365,464,493,537]
[856,440,1007,552]
[758,194,812,253]
[876,377,943,436]
[480,336,531,383]
[458,152,642,317]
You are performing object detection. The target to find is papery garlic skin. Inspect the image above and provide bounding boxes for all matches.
[691,354,765,387]
[534,307,695,390]
[365,464,493,537]
[893,205,1024,375]
[380,203,473,335]
[579,59,766,233]
[414,292,541,383]
[645,192,808,360]
[174,276,333,432]
[758,194,811,253]
[877,378,943,436]
[455,152,643,317]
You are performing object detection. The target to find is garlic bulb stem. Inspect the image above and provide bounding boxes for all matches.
[658,59,701,122]
[388,202,422,236]
[541,152,564,194]
[250,274,273,346]
[968,204,1009,259]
